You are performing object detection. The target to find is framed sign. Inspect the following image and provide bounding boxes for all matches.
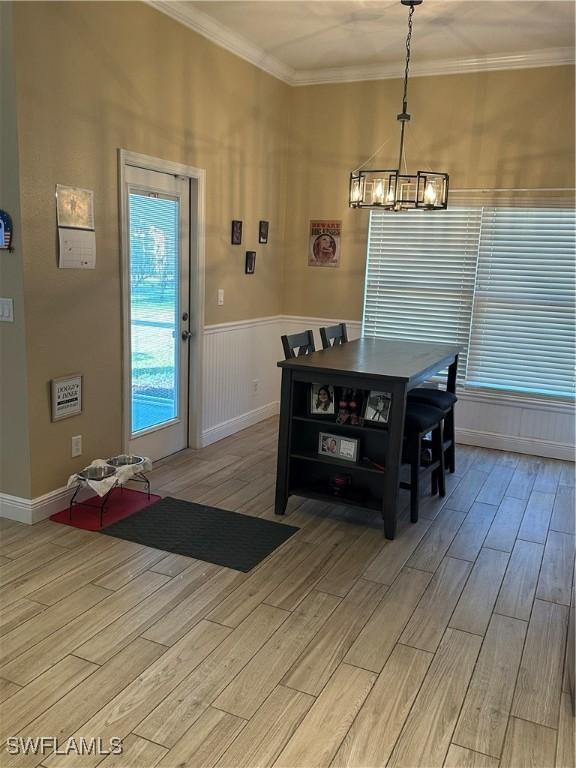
[308,220,341,268]
[0,210,13,250]
[51,374,82,421]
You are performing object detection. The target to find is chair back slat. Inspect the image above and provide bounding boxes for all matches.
[281,330,316,359]
[320,323,348,350]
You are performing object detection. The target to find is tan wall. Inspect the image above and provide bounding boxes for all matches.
[9,0,575,499]
[13,1,290,496]
[283,67,576,319]
[0,2,32,498]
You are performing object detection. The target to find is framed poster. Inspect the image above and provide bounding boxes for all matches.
[51,374,83,421]
[56,185,94,230]
[308,220,341,268]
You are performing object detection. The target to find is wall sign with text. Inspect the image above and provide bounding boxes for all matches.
[51,374,82,421]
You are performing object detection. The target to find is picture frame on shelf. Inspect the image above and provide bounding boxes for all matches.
[309,383,335,416]
[363,391,392,425]
[318,432,359,463]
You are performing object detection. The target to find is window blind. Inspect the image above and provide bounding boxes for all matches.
[364,203,576,400]
[362,208,481,377]
[466,207,576,398]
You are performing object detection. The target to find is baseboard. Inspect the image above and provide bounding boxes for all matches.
[0,485,92,525]
[201,401,280,447]
[456,428,575,461]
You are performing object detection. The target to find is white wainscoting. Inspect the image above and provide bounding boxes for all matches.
[2,315,573,525]
[202,315,575,461]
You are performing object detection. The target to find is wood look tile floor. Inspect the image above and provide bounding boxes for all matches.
[0,417,574,768]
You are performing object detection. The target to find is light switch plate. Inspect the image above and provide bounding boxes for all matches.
[0,298,14,322]
[217,289,224,306]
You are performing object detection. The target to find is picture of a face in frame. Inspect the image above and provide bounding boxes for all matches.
[310,383,335,415]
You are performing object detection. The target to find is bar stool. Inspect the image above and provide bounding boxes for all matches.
[408,384,457,473]
[401,403,446,522]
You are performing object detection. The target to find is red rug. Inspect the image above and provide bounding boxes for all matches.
[50,487,161,531]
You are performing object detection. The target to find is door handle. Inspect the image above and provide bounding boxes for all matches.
[182,330,192,341]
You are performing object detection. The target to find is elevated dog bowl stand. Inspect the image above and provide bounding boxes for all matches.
[68,472,151,528]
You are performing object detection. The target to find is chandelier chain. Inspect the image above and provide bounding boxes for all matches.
[401,4,415,111]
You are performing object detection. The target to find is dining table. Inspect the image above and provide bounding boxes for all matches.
[275,336,461,539]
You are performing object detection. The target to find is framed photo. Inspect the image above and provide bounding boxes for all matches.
[51,374,82,421]
[318,432,359,463]
[56,185,94,230]
[258,220,269,244]
[245,251,256,274]
[231,220,242,245]
[363,391,392,425]
[310,383,335,416]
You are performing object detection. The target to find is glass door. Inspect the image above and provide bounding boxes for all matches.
[124,165,190,460]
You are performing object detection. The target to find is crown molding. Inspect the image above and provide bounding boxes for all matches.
[147,2,574,87]
[292,47,575,85]
[147,0,295,84]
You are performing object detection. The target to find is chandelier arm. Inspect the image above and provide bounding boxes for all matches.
[353,137,392,174]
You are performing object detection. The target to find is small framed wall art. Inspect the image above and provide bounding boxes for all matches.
[245,251,256,274]
[231,220,243,245]
[258,220,269,244]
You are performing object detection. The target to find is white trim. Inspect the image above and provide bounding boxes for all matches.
[145,2,574,86]
[204,315,281,335]
[147,0,295,84]
[456,428,575,462]
[118,149,206,455]
[457,389,574,415]
[0,486,92,525]
[291,48,575,86]
[201,401,280,447]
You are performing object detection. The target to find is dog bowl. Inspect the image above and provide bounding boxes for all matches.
[106,455,145,467]
[79,465,117,481]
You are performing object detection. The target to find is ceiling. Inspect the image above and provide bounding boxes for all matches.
[151,0,575,84]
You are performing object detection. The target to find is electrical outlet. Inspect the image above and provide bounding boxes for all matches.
[217,289,224,306]
[252,379,259,394]
[71,435,82,458]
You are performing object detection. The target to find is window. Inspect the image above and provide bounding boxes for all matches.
[363,204,575,400]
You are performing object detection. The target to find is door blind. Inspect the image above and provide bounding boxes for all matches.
[362,207,481,378]
[466,207,576,398]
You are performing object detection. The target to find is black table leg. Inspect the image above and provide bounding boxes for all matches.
[381,382,407,539]
[275,368,292,515]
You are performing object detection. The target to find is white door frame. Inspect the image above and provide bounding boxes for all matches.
[118,149,205,453]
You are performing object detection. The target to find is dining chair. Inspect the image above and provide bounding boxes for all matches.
[281,330,316,359]
[319,323,348,349]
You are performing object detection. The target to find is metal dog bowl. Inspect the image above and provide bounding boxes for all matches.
[79,465,117,481]
[106,454,145,467]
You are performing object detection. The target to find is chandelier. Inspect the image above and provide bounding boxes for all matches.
[349,0,449,211]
